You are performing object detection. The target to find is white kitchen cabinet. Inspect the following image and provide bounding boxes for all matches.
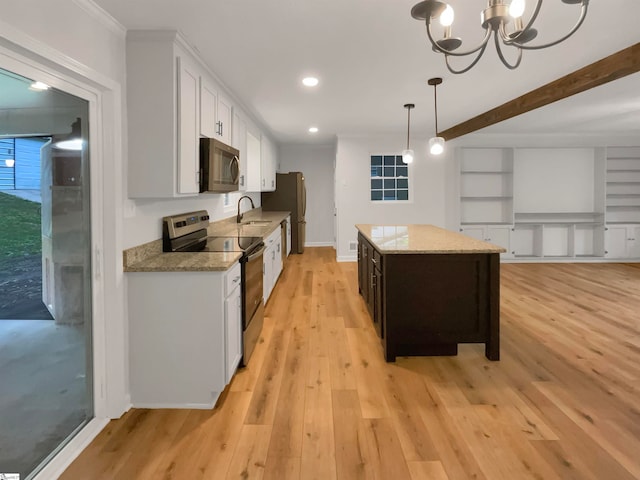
[245,130,262,192]
[261,134,277,192]
[128,262,243,408]
[606,225,640,258]
[126,30,201,197]
[200,75,232,144]
[461,225,512,259]
[263,228,282,302]
[286,215,292,256]
[233,112,249,191]
[224,263,242,383]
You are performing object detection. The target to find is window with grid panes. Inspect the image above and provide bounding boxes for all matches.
[370,154,409,201]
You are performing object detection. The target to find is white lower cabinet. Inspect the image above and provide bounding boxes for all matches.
[461,225,512,258]
[263,228,283,302]
[606,225,640,258]
[128,262,241,409]
[286,215,292,256]
[224,264,243,383]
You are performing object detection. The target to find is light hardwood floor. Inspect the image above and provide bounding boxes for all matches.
[61,248,640,479]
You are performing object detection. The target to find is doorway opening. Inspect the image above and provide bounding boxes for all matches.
[0,67,93,479]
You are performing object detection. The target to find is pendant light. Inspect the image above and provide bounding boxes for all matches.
[402,103,415,164]
[428,77,445,156]
[54,117,83,151]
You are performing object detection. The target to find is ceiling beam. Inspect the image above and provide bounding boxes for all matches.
[440,42,640,141]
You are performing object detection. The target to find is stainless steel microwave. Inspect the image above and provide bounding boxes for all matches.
[199,138,240,193]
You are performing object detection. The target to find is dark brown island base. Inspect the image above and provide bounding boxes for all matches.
[356,224,506,362]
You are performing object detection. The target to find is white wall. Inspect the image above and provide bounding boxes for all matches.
[335,135,451,261]
[279,144,336,246]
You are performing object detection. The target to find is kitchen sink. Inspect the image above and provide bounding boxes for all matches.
[241,220,271,225]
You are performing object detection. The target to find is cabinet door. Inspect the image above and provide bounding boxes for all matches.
[261,135,276,192]
[274,236,283,281]
[246,131,262,192]
[263,248,273,302]
[177,56,200,194]
[373,265,383,338]
[487,226,512,258]
[606,226,629,258]
[286,217,292,256]
[628,226,640,258]
[232,112,247,190]
[224,285,242,383]
[200,77,217,138]
[217,94,233,144]
[460,226,485,241]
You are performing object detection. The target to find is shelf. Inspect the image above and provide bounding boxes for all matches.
[607,169,640,173]
[460,222,512,226]
[606,205,640,210]
[515,222,603,226]
[606,221,640,225]
[461,196,513,201]
[607,194,640,198]
[606,181,640,185]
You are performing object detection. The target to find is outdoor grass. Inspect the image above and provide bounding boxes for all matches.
[0,191,42,259]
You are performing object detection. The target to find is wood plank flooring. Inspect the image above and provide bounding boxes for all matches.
[61,249,640,479]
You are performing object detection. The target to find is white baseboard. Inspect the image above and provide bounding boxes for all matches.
[337,255,357,263]
[305,242,335,247]
[33,417,109,480]
[131,401,216,409]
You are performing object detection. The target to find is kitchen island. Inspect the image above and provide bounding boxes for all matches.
[356,224,505,362]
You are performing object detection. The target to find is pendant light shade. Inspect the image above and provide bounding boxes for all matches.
[402,103,415,164]
[429,136,445,155]
[428,77,444,156]
[54,117,83,151]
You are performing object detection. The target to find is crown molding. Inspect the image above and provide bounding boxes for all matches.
[72,0,126,38]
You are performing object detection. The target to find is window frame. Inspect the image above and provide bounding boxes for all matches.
[369,153,411,203]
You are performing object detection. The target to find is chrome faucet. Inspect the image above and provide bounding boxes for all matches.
[237,195,255,223]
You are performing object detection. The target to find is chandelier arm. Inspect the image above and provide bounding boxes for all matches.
[506,0,544,43]
[494,31,523,70]
[444,41,490,75]
[426,19,492,57]
[511,2,590,50]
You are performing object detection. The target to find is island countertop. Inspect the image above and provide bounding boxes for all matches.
[355,224,506,254]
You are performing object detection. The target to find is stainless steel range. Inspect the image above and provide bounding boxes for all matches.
[162,210,265,365]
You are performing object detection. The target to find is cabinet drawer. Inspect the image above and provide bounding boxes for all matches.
[225,262,242,297]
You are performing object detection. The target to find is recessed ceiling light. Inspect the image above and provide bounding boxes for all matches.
[29,81,50,91]
[308,127,319,133]
[302,77,319,87]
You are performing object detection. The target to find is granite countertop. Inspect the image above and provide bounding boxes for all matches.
[124,209,291,272]
[356,224,506,254]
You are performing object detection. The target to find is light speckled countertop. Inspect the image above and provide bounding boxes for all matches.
[356,224,506,254]
[124,209,291,272]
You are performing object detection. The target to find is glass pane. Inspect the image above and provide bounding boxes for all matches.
[383,190,396,200]
[397,178,408,189]
[397,166,408,177]
[383,155,395,166]
[371,155,383,166]
[371,190,383,201]
[397,189,409,200]
[395,156,405,165]
[384,179,395,189]
[371,179,382,189]
[383,166,395,177]
[0,66,92,479]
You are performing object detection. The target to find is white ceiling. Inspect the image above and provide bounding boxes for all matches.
[26,1,640,144]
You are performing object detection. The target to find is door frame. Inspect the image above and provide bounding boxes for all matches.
[0,22,126,480]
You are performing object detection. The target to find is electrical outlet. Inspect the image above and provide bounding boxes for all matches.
[349,241,357,251]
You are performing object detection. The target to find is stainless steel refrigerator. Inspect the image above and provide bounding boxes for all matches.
[261,172,306,253]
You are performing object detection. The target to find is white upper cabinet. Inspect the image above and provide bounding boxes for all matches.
[245,130,262,192]
[127,31,201,198]
[261,134,277,192]
[232,111,248,190]
[200,75,232,144]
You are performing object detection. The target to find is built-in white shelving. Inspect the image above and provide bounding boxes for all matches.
[457,146,632,261]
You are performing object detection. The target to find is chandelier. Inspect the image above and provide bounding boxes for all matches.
[411,0,590,74]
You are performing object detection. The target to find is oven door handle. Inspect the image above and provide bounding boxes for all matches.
[246,245,266,262]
